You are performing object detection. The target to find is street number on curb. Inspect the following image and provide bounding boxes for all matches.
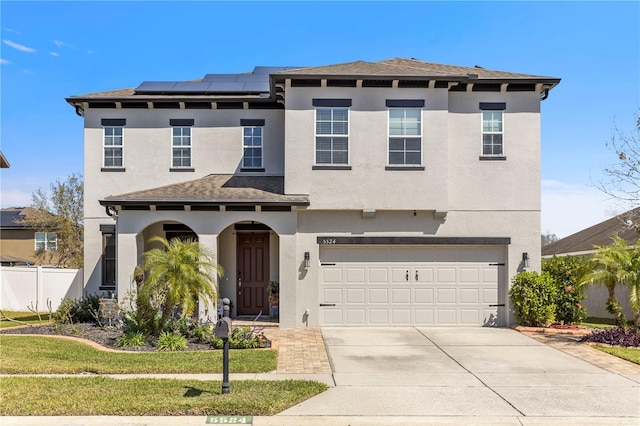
[206,416,253,424]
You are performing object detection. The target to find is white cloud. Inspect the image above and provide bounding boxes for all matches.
[49,52,59,57]
[0,58,10,65]
[541,180,623,238]
[53,40,64,47]
[3,39,36,53]
[4,28,21,34]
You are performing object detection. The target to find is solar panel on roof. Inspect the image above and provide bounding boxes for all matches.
[172,82,213,92]
[136,82,178,93]
[203,74,239,82]
[243,82,270,92]
[208,82,246,92]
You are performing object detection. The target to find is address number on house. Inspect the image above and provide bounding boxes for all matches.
[320,238,337,245]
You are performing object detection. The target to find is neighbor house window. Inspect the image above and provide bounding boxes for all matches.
[102,231,116,289]
[103,127,123,168]
[315,107,349,165]
[388,108,422,165]
[243,127,263,168]
[482,111,503,156]
[172,127,192,168]
[35,232,57,251]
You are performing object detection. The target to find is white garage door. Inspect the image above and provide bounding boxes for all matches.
[319,245,505,326]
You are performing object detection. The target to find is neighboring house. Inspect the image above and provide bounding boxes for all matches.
[66,58,560,328]
[0,207,58,266]
[542,208,638,318]
[0,151,10,168]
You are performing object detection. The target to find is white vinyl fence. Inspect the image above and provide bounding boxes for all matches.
[0,266,84,311]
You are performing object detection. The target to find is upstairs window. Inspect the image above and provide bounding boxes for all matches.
[243,127,263,169]
[172,127,192,168]
[35,232,57,251]
[388,108,422,165]
[103,127,123,168]
[315,107,349,165]
[482,111,503,156]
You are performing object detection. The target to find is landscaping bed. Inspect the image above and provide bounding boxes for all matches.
[0,323,214,352]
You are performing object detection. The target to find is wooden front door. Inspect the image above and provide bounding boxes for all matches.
[237,233,269,316]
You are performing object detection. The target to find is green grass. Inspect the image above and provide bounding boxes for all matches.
[0,336,277,374]
[0,311,51,328]
[593,345,640,365]
[0,377,327,416]
[580,316,618,330]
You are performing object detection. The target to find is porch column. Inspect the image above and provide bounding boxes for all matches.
[198,233,218,322]
[116,232,138,302]
[279,233,298,328]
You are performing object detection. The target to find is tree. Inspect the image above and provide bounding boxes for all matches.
[614,245,640,330]
[139,236,223,335]
[541,232,558,247]
[580,236,628,327]
[21,174,83,268]
[598,112,640,220]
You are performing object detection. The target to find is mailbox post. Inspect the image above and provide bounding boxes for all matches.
[215,298,232,394]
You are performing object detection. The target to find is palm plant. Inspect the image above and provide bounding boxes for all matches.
[615,246,640,330]
[141,236,223,335]
[581,236,628,328]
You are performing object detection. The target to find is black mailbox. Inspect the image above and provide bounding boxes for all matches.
[215,317,232,338]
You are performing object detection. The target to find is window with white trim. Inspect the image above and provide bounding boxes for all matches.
[243,127,263,168]
[315,107,349,165]
[35,232,57,251]
[103,127,123,168]
[482,111,503,156]
[388,108,422,165]
[172,127,192,168]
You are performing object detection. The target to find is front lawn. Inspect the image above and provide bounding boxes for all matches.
[580,316,618,330]
[0,335,277,374]
[0,377,327,416]
[592,345,640,365]
[0,311,51,328]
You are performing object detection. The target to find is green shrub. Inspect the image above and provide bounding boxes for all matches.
[115,331,147,348]
[52,295,102,324]
[510,271,558,327]
[156,332,188,351]
[210,326,259,349]
[193,323,213,344]
[543,256,588,324]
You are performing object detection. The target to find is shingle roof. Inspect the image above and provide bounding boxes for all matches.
[68,58,559,100]
[275,58,557,80]
[0,207,39,229]
[100,174,309,206]
[542,207,640,256]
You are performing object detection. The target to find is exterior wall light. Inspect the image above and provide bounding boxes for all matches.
[304,251,310,268]
[522,252,530,268]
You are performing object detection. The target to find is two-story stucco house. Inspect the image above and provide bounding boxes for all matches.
[66,58,559,328]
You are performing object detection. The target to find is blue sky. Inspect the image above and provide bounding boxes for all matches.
[1,1,638,238]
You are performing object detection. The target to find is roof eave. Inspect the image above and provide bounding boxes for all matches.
[99,198,310,207]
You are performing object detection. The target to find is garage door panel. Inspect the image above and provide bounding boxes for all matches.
[414,308,435,325]
[346,268,365,283]
[460,288,480,304]
[322,268,343,283]
[369,309,388,324]
[368,268,388,283]
[391,288,411,303]
[346,288,365,304]
[460,268,480,283]
[437,288,456,303]
[369,288,389,303]
[414,288,434,303]
[437,268,456,283]
[345,309,366,325]
[391,309,411,325]
[319,246,504,326]
[322,288,343,303]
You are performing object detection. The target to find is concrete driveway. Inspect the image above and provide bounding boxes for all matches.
[281,327,640,419]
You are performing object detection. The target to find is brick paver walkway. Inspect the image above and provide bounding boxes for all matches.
[262,327,332,374]
[522,331,640,381]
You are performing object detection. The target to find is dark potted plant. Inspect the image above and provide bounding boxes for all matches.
[267,281,279,319]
